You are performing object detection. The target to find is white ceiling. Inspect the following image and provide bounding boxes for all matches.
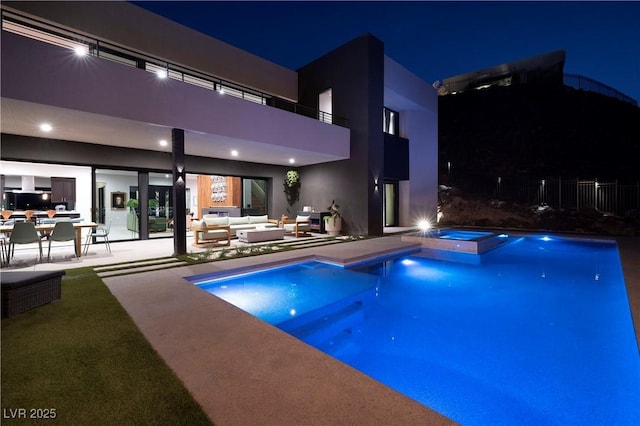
[1,98,344,167]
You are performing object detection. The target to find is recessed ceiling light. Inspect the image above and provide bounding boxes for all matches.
[289,158,295,164]
[159,139,168,147]
[157,70,167,79]
[74,45,88,57]
[231,150,238,157]
[39,123,52,132]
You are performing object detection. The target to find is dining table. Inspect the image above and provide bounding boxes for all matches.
[0,221,98,259]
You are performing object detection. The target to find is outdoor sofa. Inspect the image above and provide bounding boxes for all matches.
[192,214,278,245]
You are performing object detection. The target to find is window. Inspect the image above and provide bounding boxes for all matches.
[383,107,399,135]
[319,89,332,123]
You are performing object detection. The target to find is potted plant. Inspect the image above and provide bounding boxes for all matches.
[323,199,342,236]
[126,198,138,211]
[148,198,160,218]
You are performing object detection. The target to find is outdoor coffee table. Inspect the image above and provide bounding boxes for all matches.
[236,228,285,243]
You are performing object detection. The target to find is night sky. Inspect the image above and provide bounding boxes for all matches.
[132,1,640,103]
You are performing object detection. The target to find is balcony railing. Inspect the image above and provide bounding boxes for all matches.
[1,9,348,127]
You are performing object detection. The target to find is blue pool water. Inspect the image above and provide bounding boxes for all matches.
[196,235,640,425]
[431,229,495,240]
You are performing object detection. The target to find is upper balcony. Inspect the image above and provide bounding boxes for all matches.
[0,12,350,167]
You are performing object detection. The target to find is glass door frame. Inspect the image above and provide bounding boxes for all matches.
[383,180,399,227]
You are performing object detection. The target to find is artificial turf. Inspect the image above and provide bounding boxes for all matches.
[1,267,212,425]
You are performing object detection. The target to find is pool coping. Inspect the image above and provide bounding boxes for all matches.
[102,233,640,425]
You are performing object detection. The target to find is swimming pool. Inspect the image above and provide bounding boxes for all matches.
[196,235,640,425]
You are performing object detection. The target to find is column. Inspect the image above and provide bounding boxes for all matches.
[172,128,187,255]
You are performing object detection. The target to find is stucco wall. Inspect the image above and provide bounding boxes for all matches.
[2,1,298,101]
[296,34,385,235]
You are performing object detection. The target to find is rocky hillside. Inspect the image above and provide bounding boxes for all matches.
[438,186,640,236]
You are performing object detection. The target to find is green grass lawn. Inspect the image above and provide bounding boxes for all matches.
[1,267,211,425]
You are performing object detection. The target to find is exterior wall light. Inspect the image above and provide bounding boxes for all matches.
[417,219,431,231]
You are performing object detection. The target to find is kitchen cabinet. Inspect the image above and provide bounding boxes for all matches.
[51,177,76,209]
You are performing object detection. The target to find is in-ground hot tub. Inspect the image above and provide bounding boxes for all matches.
[401,229,509,254]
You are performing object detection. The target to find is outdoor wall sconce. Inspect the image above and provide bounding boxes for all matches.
[175,164,185,186]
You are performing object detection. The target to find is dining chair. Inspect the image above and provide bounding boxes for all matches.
[7,221,42,265]
[24,210,36,223]
[47,221,78,260]
[0,233,8,267]
[83,220,111,255]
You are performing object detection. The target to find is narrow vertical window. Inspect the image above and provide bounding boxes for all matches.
[383,107,399,135]
[319,89,332,123]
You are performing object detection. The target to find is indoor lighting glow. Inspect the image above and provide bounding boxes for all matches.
[289,158,295,164]
[157,70,167,79]
[231,150,238,157]
[159,139,168,147]
[39,123,52,132]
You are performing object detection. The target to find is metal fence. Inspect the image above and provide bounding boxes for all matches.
[564,73,638,106]
[494,177,640,216]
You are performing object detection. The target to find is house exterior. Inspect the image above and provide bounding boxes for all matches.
[1,1,437,254]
